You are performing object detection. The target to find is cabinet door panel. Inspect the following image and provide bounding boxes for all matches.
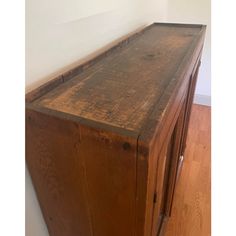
[180,60,201,156]
[151,141,170,236]
[164,59,202,219]
[151,90,189,235]
[161,59,202,220]
[151,59,202,235]
[164,99,186,217]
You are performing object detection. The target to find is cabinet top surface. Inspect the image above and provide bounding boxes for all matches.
[31,23,205,133]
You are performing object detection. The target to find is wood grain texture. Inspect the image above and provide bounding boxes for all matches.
[151,140,171,236]
[26,109,137,236]
[164,98,188,218]
[137,74,190,236]
[26,110,93,236]
[25,23,207,236]
[32,24,205,132]
[180,60,201,157]
[164,104,211,236]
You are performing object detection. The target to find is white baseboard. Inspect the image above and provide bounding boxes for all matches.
[194,94,211,106]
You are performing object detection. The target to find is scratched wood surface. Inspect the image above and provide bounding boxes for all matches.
[26,23,206,236]
[32,24,203,132]
[26,109,138,236]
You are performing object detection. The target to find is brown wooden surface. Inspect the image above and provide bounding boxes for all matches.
[138,27,205,145]
[26,23,207,236]
[26,109,137,236]
[180,60,201,156]
[26,110,92,236]
[137,74,189,236]
[30,24,205,133]
[136,28,205,235]
[151,140,170,236]
[164,104,211,236]
[164,98,188,218]
[162,59,202,221]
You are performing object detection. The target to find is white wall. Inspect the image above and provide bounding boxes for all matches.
[26,0,211,96]
[164,0,211,104]
[26,0,160,92]
[26,1,160,235]
[26,0,211,235]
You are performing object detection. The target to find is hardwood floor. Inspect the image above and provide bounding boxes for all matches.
[164,104,211,236]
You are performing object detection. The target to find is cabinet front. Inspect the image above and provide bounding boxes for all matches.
[151,134,173,236]
[150,58,202,236]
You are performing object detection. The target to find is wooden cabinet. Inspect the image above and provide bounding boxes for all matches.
[26,23,206,236]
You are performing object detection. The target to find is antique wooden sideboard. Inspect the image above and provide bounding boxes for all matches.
[26,23,206,236]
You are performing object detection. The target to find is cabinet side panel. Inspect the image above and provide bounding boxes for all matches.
[78,123,137,236]
[26,109,93,236]
[26,108,137,236]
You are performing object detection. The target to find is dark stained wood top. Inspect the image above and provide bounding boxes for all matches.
[28,23,206,139]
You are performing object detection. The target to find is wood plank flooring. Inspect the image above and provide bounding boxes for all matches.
[164,104,211,236]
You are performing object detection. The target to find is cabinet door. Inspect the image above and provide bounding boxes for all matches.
[165,60,201,215]
[164,59,202,219]
[151,136,173,236]
[151,59,202,235]
[164,99,187,217]
[151,102,187,236]
[180,60,201,156]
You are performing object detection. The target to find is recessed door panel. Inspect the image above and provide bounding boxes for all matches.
[151,134,174,236]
